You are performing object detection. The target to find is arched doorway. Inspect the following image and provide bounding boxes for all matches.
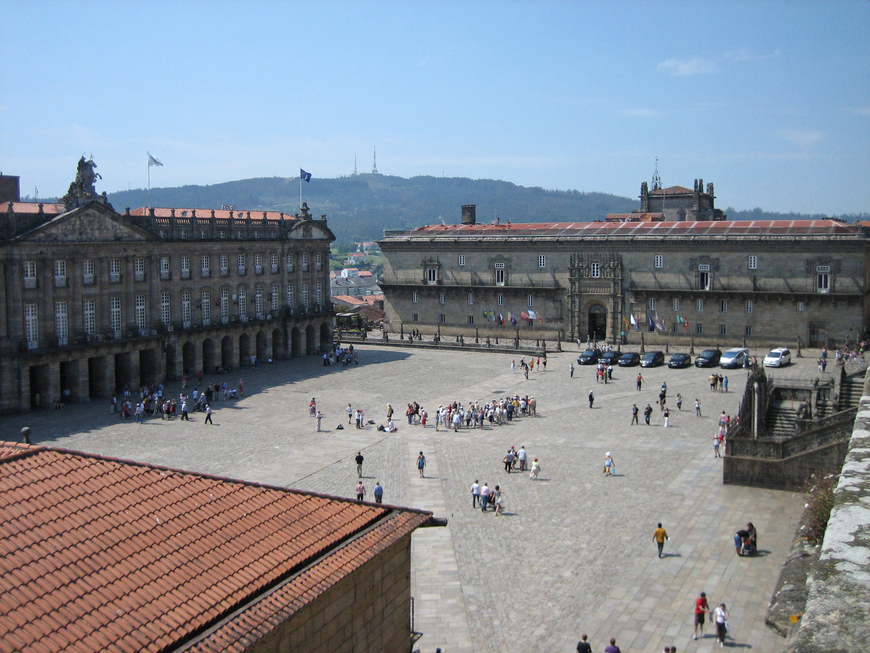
[291,326,301,358]
[182,341,196,375]
[221,336,233,368]
[588,304,607,342]
[319,322,331,351]
[256,331,268,361]
[272,328,284,359]
[202,338,215,374]
[239,332,251,367]
[165,344,176,380]
[305,324,316,355]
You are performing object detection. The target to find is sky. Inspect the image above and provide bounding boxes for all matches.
[2,0,869,216]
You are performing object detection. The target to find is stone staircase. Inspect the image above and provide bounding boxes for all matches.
[839,376,865,410]
[765,402,800,438]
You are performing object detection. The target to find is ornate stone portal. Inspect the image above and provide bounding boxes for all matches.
[62,156,113,210]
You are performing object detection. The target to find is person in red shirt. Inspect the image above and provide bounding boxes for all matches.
[694,591,712,639]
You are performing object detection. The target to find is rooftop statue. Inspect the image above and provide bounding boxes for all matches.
[62,156,112,210]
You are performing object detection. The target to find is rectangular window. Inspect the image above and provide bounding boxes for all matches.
[181,291,191,326]
[427,268,438,284]
[255,286,264,317]
[135,295,146,332]
[24,261,37,288]
[238,254,246,274]
[467,293,474,305]
[745,301,753,313]
[495,269,505,285]
[201,255,210,277]
[181,256,190,279]
[528,295,534,307]
[237,287,247,318]
[160,257,170,280]
[696,299,704,312]
[201,290,211,324]
[412,292,419,303]
[161,293,171,325]
[301,253,309,271]
[440,314,446,323]
[458,255,466,266]
[696,323,703,334]
[82,259,95,285]
[797,302,805,312]
[590,262,601,278]
[719,324,727,336]
[816,272,830,293]
[271,284,279,309]
[698,271,711,291]
[497,294,504,306]
[55,301,68,345]
[110,297,122,334]
[220,255,229,275]
[439,293,445,305]
[255,254,264,274]
[468,315,474,325]
[24,304,38,347]
[134,258,146,281]
[83,299,96,335]
[720,300,728,313]
[301,282,309,308]
[649,298,657,311]
[538,255,546,268]
[412,313,419,322]
[745,325,753,337]
[672,298,680,312]
[220,289,229,322]
[271,253,279,272]
[54,260,67,287]
[287,283,294,308]
[315,281,323,309]
[315,253,322,271]
[654,255,664,269]
[748,256,758,270]
[110,258,122,283]
[287,253,295,272]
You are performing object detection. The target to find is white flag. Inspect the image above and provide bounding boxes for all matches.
[148,153,163,167]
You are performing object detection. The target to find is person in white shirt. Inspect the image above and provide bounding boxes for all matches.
[471,480,481,508]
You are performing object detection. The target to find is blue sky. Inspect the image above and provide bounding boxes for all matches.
[2,0,868,215]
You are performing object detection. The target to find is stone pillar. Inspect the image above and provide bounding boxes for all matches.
[47,361,61,408]
[70,359,88,403]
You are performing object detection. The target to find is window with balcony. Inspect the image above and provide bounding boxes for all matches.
[238,254,246,275]
[315,282,323,311]
[220,254,229,276]
[427,268,438,284]
[201,255,211,278]
[255,286,264,318]
[220,289,230,323]
[287,283,294,308]
[24,304,38,349]
[201,290,211,325]
[160,257,170,280]
[816,266,830,293]
[301,282,309,308]
[161,293,171,326]
[135,295,147,334]
[135,258,146,282]
[271,284,279,311]
[698,265,711,291]
[110,297,122,336]
[181,257,190,280]
[55,301,68,345]
[110,259,122,284]
[181,291,191,327]
[23,260,37,289]
[255,254,263,275]
[237,287,247,320]
[83,299,95,335]
[54,260,67,287]
[494,262,505,286]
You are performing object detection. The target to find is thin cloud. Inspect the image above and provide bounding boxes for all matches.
[843,106,870,116]
[779,129,824,148]
[657,57,717,77]
[623,108,659,117]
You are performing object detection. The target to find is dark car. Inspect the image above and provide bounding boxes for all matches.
[578,348,603,365]
[600,350,622,365]
[617,352,641,367]
[640,351,665,368]
[694,349,722,368]
[668,353,692,369]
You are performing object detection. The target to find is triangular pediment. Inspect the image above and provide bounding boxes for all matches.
[286,220,336,242]
[15,202,154,243]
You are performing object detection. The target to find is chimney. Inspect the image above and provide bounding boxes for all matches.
[461,204,476,225]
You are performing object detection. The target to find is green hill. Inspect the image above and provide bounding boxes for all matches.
[105,174,868,245]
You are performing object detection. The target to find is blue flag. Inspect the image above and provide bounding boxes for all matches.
[300,169,312,182]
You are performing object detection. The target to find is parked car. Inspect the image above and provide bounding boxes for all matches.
[667,353,692,368]
[720,348,749,369]
[578,348,603,365]
[694,349,722,367]
[600,350,622,365]
[617,352,641,367]
[640,351,665,367]
[763,347,792,367]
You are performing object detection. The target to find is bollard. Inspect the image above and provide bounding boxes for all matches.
[21,427,31,445]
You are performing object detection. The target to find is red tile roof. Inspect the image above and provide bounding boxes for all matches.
[0,442,431,653]
[4,202,64,215]
[649,185,694,195]
[385,219,864,240]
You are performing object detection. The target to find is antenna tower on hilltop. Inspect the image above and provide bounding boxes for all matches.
[651,157,662,191]
[353,155,358,176]
[372,147,378,175]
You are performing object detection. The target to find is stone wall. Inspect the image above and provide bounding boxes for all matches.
[247,534,414,653]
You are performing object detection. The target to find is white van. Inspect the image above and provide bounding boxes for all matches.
[720,348,749,369]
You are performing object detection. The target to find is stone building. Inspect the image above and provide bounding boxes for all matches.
[0,164,335,414]
[0,440,432,653]
[378,189,869,348]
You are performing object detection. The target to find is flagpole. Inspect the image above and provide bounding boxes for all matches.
[148,159,151,209]
[299,174,302,210]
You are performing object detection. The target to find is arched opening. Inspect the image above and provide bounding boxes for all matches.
[272,328,284,359]
[256,331,268,361]
[139,348,158,387]
[291,327,302,358]
[319,322,331,351]
[202,338,215,375]
[115,351,134,393]
[239,332,251,367]
[305,324,316,356]
[588,304,607,342]
[182,341,196,376]
[221,336,233,368]
[165,344,176,380]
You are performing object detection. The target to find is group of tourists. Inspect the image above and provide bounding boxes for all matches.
[470,480,505,515]
[324,343,358,366]
[708,374,729,392]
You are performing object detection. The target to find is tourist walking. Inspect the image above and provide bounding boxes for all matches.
[695,398,702,417]
[576,634,592,653]
[644,403,653,425]
[471,480,481,507]
[347,403,353,424]
[480,483,491,511]
[493,485,504,516]
[204,404,213,425]
[604,638,622,653]
[636,372,643,391]
[416,451,426,478]
[529,458,540,480]
[503,449,515,472]
[518,446,527,471]
[355,451,364,477]
[663,407,670,427]
[373,482,383,503]
[588,390,594,408]
[356,481,366,501]
[676,393,683,411]
[631,403,639,424]
[694,592,712,639]
[315,410,323,431]
[713,603,729,646]
[604,451,614,476]
[653,523,669,558]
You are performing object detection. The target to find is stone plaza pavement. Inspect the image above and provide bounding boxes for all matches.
[4,344,824,653]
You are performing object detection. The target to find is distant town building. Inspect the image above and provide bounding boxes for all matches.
[331,268,382,298]
[378,189,868,348]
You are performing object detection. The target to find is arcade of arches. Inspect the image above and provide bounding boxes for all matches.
[20,319,332,411]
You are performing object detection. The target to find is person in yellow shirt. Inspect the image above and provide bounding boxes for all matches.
[653,523,669,558]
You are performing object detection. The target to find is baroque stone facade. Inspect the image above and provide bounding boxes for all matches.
[0,185,335,414]
[378,189,869,348]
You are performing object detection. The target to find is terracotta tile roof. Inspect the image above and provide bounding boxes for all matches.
[128,207,296,222]
[384,219,865,240]
[331,294,384,306]
[0,442,431,653]
[4,202,64,215]
[648,185,695,195]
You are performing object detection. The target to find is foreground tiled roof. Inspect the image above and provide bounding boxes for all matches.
[0,443,431,653]
[382,219,865,240]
